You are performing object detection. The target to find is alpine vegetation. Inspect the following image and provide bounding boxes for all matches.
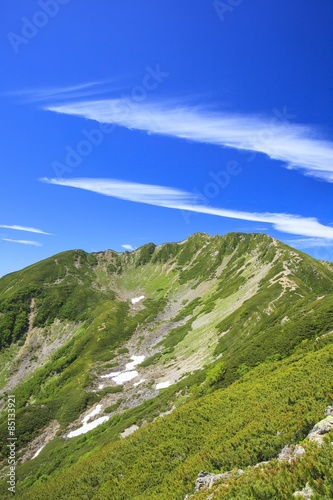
[0,232,333,499]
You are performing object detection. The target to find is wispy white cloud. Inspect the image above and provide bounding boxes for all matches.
[2,238,42,247]
[0,224,52,235]
[6,80,124,103]
[44,99,333,182]
[285,238,333,249]
[121,244,135,251]
[40,177,333,240]
[8,81,100,98]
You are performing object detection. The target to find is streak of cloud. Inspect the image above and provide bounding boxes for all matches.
[40,177,333,240]
[45,99,333,182]
[0,224,52,235]
[2,238,42,246]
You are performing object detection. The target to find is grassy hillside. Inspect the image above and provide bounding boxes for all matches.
[0,232,332,498]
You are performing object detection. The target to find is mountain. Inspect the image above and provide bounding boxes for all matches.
[0,232,333,498]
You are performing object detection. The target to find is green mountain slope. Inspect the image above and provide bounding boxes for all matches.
[12,344,333,499]
[0,232,333,498]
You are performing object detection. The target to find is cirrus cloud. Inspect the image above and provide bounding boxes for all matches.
[0,224,52,235]
[44,99,333,182]
[121,244,135,251]
[2,238,42,247]
[40,177,333,240]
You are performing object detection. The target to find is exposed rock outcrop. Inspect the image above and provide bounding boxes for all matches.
[194,470,236,492]
[293,483,314,498]
[277,444,305,462]
[307,413,333,445]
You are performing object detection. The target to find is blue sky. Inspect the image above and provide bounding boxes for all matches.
[0,0,333,277]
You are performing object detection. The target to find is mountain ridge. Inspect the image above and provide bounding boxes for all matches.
[1,231,333,498]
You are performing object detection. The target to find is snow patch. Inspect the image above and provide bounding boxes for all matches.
[126,355,145,370]
[32,445,45,459]
[67,416,109,438]
[67,404,109,439]
[131,296,145,304]
[82,404,102,425]
[100,355,145,385]
[133,378,146,387]
[100,371,121,379]
[156,381,171,389]
[113,370,138,384]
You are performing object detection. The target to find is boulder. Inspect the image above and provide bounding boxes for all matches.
[307,415,333,445]
[293,483,314,498]
[194,470,235,492]
[324,405,333,416]
[277,444,305,462]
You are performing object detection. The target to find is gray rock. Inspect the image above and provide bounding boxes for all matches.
[277,444,305,462]
[307,416,333,445]
[293,483,314,498]
[254,461,270,468]
[277,445,291,461]
[324,405,333,416]
[294,445,306,459]
[194,470,235,492]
